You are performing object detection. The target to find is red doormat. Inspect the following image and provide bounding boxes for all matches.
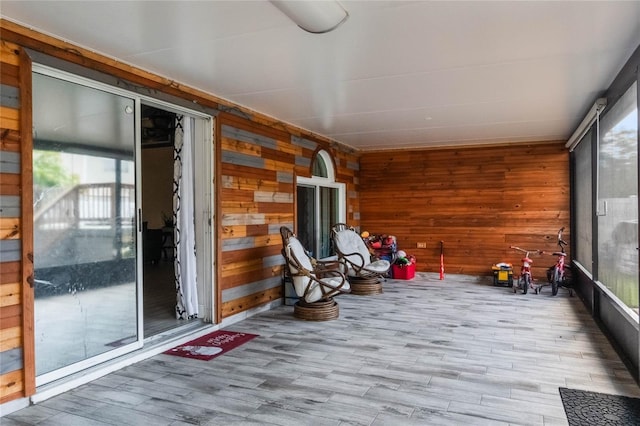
[164,330,258,361]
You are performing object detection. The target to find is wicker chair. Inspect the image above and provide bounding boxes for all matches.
[331,223,390,295]
[280,226,350,320]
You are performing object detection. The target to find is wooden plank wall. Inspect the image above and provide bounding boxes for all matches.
[218,112,360,319]
[0,40,26,403]
[359,142,570,279]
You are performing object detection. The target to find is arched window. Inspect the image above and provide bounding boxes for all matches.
[297,150,345,259]
[312,150,331,179]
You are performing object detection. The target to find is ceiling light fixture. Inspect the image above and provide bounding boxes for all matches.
[270,0,349,34]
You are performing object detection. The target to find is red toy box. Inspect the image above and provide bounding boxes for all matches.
[392,263,415,280]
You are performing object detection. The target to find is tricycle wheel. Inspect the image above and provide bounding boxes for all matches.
[552,269,560,296]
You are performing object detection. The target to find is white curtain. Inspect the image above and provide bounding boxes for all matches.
[173,115,198,319]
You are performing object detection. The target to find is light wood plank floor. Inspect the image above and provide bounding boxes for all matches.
[5,273,639,425]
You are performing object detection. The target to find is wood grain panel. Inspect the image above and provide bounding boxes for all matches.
[1,61,19,87]
[0,129,20,152]
[261,146,296,164]
[19,44,35,397]
[220,201,259,214]
[0,283,20,307]
[0,325,21,351]
[221,213,267,227]
[0,217,19,239]
[0,172,20,195]
[221,175,280,192]
[257,202,293,214]
[360,142,569,277]
[218,118,293,318]
[294,164,313,179]
[253,233,282,248]
[262,213,294,225]
[0,261,19,283]
[220,163,277,182]
[336,171,357,182]
[262,158,296,173]
[0,304,20,320]
[0,369,22,402]
[277,181,293,192]
[221,136,263,156]
[221,258,264,277]
[221,266,284,290]
[220,286,282,318]
[220,245,281,265]
[253,192,292,204]
[221,188,255,202]
[0,40,24,405]
[221,224,269,238]
[0,106,19,130]
[272,140,302,156]
[218,112,290,143]
[0,308,20,329]
[0,41,20,66]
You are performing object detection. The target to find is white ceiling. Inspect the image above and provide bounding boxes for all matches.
[2,1,639,151]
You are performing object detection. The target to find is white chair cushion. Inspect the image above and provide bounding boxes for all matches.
[337,277,350,292]
[288,236,314,271]
[292,275,319,302]
[334,229,371,268]
[287,236,349,302]
[287,237,315,298]
[295,276,349,303]
[345,260,390,276]
[367,259,391,273]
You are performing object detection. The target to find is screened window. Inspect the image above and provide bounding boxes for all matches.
[597,81,638,311]
[574,130,593,274]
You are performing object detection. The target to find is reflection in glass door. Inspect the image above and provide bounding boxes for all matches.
[319,187,339,258]
[296,183,343,260]
[32,69,141,384]
[297,185,316,255]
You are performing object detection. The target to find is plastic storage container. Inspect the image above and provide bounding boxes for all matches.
[392,263,416,280]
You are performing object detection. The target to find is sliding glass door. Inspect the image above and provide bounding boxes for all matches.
[32,68,141,384]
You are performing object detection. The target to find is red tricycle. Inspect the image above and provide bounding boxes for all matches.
[540,227,573,296]
[510,246,541,294]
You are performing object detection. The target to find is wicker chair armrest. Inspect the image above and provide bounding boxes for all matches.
[313,271,351,297]
[360,261,391,274]
[339,251,368,272]
[315,259,338,267]
[316,269,350,294]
